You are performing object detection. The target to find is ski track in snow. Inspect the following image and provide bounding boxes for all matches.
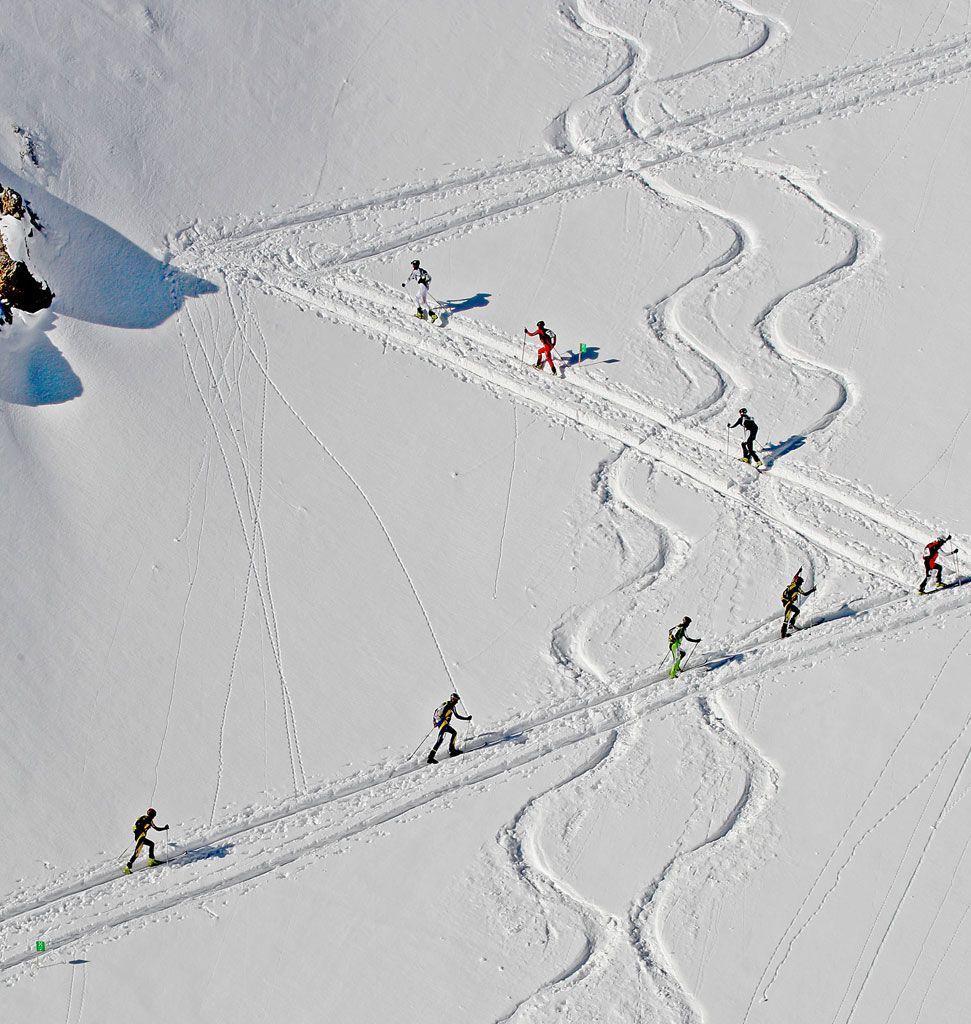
[494,730,622,1024]
[207,281,272,825]
[742,621,971,1021]
[8,5,971,1015]
[165,14,971,1020]
[1,584,969,981]
[151,451,212,804]
[627,694,780,1024]
[842,740,971,1024]
[654,0,787,85]
[176,290,306,796]
[492,403,519,601]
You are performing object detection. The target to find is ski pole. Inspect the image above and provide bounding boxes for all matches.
[679,640,702,674]
[458,699,474,744]
[726,425,730,457]
[521,329,528,365]
[408,727,436,761]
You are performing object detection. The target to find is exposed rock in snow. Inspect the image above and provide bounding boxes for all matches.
[0,185,52,322]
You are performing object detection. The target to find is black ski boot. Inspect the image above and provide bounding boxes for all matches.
[449,748,463,758]
[426,751,437,764]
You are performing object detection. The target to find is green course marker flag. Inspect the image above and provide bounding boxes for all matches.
[35,940,46,953]
[579,343,587,360]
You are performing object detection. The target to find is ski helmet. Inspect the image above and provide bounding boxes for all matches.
[682,616,691,625]
[411,259,420,268]
[449,692,460,703]
[537,320,545,328]
[739,407,748,415]
[147,808,156,818]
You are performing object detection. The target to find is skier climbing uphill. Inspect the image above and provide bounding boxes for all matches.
[728,408,763,468]
[123,807,169,874]
[781,569,815,638]
[402,259,436,321]
[428,693,472,764]
[668,617,701,678]
[525,321,557,374]
[919,535,958,593]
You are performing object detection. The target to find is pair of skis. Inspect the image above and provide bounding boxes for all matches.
[122,858,167,876]
[918,580,960,595]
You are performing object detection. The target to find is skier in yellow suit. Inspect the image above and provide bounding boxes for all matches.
[427,694,472,764]
[781,570,815,638]
[123,808,169,874]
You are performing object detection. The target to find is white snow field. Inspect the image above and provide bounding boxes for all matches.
[2,0,971,1020]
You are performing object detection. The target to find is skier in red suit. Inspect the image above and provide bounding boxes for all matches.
[919,535,958,593]
[525,321,557,374]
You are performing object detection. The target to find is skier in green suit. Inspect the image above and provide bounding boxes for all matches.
[668,617,701,678]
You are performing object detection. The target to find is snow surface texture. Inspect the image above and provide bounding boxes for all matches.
[2,1,971,1021]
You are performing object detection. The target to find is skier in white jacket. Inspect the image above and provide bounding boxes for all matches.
[402,259,436,321]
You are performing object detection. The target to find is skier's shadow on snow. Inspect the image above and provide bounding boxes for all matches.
[181,841,233,864]
[563,347,620,366]
[704,651,744,670]
[762,434,806,461]
[0,163,216,405]
[441,292,490,315]
[812,602,857,627]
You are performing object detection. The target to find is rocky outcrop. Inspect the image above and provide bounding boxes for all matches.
[0,185,53,323]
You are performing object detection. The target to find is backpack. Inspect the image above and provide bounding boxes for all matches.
[418,269,431,286]
[433,702,449,728]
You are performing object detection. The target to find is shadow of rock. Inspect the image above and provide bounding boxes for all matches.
[0,310,81,406]
[1,162,217,330]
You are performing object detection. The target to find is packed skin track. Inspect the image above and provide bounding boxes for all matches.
[4,3,971,1024]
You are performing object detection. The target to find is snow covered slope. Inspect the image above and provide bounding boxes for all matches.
[2,1,971,1021]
